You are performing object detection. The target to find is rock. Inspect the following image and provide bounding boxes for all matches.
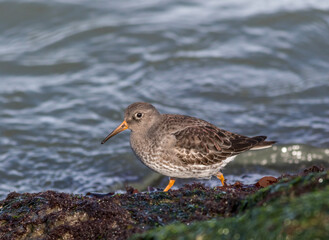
[132,183,329,240]
[0,165,327,240]
[0,191,139,240]
[132,169,329,240]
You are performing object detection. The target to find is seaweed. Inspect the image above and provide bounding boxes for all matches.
[0,165,327,240]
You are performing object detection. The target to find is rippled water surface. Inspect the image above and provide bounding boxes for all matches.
[1,0,329,199]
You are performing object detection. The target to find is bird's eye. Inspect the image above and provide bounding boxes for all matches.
[136,112,143,118]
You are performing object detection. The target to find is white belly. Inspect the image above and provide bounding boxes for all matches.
[142,155,237,179]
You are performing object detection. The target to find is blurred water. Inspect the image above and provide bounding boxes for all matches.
[0,0,329,199]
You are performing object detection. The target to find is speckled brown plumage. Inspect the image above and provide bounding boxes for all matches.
[101,102,276,191]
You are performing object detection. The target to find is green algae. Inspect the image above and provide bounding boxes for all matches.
[241,171,328,210]
[131,171,329,240]
[132,187,329,240]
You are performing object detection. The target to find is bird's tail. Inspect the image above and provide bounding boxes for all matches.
[250,136,276,150]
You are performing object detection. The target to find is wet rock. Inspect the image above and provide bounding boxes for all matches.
[0,191,138,240]
[133,180,329,240]
[132,168,329,240]
[0,165,327,240]
[301,165,324,175]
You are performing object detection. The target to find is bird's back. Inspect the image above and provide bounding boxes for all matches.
[154,114,274,172]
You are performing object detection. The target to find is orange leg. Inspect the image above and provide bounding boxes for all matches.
[163,177,176,192]
[216,172,225,186]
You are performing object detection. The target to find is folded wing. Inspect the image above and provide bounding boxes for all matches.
[173,125,275,165]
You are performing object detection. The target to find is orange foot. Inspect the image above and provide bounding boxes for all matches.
[163,177,176,192]
[216,172,225,186]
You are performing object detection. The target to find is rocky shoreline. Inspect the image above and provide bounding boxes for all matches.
[0,165,327,240]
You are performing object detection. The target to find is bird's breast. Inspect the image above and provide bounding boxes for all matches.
[130,132,155,161]
[130,132,176,172]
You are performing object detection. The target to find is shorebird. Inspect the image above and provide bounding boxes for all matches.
[101,102,275,192]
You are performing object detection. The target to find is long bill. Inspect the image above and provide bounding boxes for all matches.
[101,120,128,144]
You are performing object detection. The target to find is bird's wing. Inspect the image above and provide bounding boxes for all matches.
[172,125,265,165]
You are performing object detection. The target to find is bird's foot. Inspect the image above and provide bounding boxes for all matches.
[216,172,225,186]
[163,177,176,192]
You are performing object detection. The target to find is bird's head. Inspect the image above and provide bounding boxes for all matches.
[101,102,160,144]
